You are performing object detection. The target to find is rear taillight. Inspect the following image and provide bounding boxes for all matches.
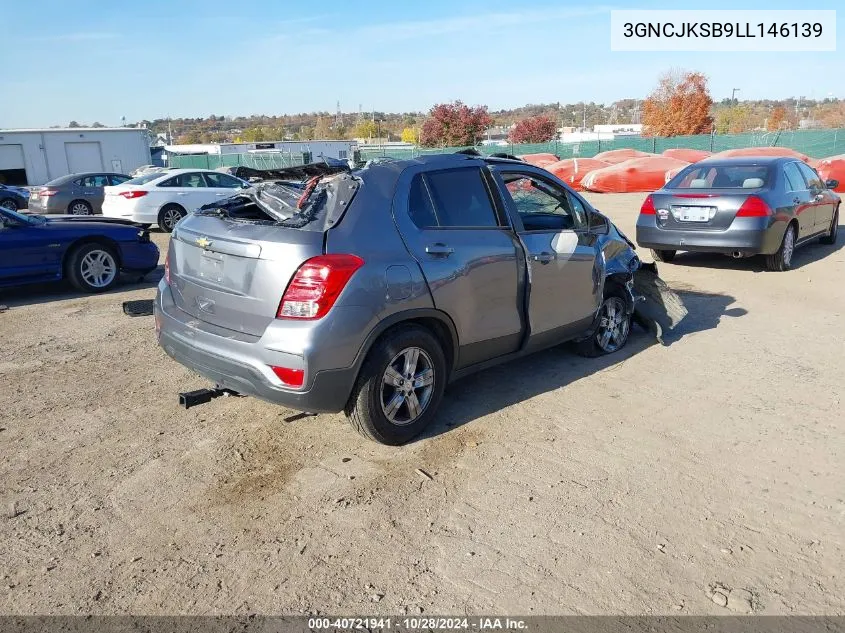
[164,251,171,285]
[736,196,773,217]
[119,190,148,199]
[277,254,364,320]
[640,195,656,215]
[270,366,305,388]
[40,189,57,197]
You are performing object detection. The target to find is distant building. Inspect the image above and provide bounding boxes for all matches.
[164,139,357,163]
[0,127,152,185]
[592,124,644,136]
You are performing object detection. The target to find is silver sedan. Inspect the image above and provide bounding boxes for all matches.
[636,156,840,271]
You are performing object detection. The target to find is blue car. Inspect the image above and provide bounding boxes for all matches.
[0,208,159,293]
[0,184,29,211]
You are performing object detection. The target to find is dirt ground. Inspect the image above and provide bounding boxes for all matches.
[1,192,842,616]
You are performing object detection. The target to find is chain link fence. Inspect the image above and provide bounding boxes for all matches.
[358,128,845,162]
[167,129,844,170]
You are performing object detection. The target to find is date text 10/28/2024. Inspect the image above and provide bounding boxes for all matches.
[307,617,527,630]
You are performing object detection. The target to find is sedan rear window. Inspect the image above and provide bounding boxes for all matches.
[125,172,169,186]
[667,164,770,189]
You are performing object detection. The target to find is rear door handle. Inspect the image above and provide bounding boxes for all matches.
[425,243,454,257]
[532,252,555,264]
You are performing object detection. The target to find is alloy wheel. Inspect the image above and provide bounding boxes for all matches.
[379,347,435,425]
[71,202,91,215]
[80,249,117,289]
[162,208,183,230]
[782,226,795,267]
[0,199,17,211]
[595,296,630,353]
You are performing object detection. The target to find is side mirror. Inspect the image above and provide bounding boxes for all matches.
[825,179,839,190]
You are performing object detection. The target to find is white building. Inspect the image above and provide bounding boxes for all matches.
[592,124,644,136]
[165,140,357,162]
[0,128,152,186]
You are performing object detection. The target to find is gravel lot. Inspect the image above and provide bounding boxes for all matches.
[1,192,842,615]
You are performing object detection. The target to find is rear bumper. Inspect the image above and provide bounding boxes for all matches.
[636,217,782,255]
[154,282,358,413]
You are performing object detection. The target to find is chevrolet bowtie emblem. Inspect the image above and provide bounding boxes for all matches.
[196,236,212,249]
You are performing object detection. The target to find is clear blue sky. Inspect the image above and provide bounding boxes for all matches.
[2,0,842,127]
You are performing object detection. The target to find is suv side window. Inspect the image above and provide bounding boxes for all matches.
[408,174,439,228]
[500,171,586,231]
[796,162,823,190]
[423,168,499,228]
[783,162,806,192]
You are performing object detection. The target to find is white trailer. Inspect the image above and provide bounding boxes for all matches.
[0,128,152,186]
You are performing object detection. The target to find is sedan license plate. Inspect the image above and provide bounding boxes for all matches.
[198,251,224,283]
[675,206,713,222]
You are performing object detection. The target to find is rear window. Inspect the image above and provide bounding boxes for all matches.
[125,172,169,186]
[667,164,770,189]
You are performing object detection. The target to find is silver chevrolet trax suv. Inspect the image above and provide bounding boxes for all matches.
[156,154,645,444]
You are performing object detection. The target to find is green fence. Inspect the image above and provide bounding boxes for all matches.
[358,128,845,162]
[168,129,844,170]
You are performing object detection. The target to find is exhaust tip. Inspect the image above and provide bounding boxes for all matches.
[732,251,743,259]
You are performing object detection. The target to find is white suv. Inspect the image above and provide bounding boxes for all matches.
[102,169,250,232]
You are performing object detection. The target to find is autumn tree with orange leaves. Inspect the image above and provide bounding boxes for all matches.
[642,70,713,137]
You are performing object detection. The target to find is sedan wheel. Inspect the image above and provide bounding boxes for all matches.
[159,206,185,233]
[767,224,796,271]
[820,207,839,245]
[0,198,18,211]
[379,347,435,426]
[70,201,92,215]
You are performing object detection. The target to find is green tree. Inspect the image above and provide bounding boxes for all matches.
[313,117,332,140]
[353,120,378,139]
[68,121,80,128]
[242,127,266,142]
[91,121,105,128]
[176,131,202,144]
[715,106,751,134]
[298,125,314,141]
[401,127,419,144]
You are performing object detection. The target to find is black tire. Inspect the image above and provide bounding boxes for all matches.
[651,249,676,263]
[0,197,19,211]
[574,288,633,358]
[65,242,120,293]
[819,206,839,245]
[345,324,447,445]
[157,204,186,233]
[766,223,796,272]
[68,199,93,215]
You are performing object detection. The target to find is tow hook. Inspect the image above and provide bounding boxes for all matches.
[179,386,238,409]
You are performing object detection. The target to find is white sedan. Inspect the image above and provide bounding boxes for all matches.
[101,169,251,232]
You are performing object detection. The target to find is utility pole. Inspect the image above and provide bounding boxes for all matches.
[731,88,740,105]
[582,103,587,132]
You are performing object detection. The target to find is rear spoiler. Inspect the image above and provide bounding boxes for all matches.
[219,158,350,183]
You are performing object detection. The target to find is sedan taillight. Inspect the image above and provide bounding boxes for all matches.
[119,190,148,199]
[736,196,773,217]
[40,189,58,197]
